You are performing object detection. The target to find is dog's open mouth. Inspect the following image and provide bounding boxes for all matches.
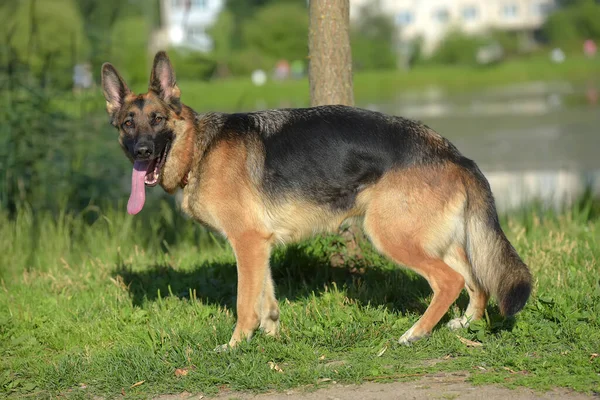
[127,143,171,215]
[143,143,170,187]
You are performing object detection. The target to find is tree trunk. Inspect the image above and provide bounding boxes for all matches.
[308,0,354,106]
[308,0,362,267]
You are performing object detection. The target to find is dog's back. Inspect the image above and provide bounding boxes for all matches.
[204,105,471,210]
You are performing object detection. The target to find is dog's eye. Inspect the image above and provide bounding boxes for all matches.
[153,116,163,124]
[123,120,133,128]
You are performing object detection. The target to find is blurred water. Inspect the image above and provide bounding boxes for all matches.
[366,83,600,211]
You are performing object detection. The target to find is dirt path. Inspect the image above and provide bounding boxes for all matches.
[156,372,597,400]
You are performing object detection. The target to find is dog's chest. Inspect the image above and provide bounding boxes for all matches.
[179,183,219,230]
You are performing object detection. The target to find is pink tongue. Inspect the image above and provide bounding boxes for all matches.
[127,161,149,215]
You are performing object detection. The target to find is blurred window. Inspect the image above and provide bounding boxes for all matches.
[396,11,414,25]
[502,4,519,18]
[532,2,552,16]
[187,26,206,37]
[433,8,449,23]
[462,6,478,21]
[191,0,208,9]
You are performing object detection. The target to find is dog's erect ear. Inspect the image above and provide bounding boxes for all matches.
[101,63,131,125]
[149,51,182,114]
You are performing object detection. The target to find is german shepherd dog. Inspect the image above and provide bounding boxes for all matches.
[101,51,532,348]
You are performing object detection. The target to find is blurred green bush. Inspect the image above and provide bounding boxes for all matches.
[543,0,600,48]
[351,4,398,70]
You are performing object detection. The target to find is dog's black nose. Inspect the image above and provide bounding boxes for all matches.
[134,142,154,159]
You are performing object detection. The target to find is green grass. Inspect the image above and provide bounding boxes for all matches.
[1,199,599,398]
[52,53,600,117]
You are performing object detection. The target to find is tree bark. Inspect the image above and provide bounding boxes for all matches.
[308,0,354,106]
[308,0,363,267]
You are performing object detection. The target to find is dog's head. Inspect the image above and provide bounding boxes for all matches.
[101,51,183,215]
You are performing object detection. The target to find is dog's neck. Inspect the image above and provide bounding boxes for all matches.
[175,106,230,189]
[159,105,197,192]
[178,106,198,188]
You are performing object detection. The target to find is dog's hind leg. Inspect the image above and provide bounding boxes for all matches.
[442,244,489,330]
[447,283,488,330]
[365,224,465,344]
[362,166,469,344]
[397,261,464,344]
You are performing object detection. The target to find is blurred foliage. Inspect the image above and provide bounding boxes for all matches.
[488,30,521,59]
[208,10,235,77]
[224,0,306,50]
[226,48,275,76]
[168,50,217,81]
[424,29,534,67]
[556,0,600,7]
[0,82,132,215]
[77,0,159,79]
[351,3,398,70]
[543,0,600,47]
[0,0,158,88]
[241,3,309,64]
[192,2,310,77]
[108,16,152,85]
[428,30,488,66]
[0,0,159,216]
[0,0,89,89]
[0,87,66,214]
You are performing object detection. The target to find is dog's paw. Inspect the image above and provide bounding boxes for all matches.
[213,343,230,353]
[398,326,428,346]
[260,318,280,337]
[447,317,468,331]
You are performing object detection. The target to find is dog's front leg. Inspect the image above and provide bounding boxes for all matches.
[226,231,273,349]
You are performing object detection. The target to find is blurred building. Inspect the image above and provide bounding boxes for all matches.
[350,0,557,54]
[153,0,225,53]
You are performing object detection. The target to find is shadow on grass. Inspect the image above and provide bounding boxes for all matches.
[114,244,430,311]
[112,241,513,334]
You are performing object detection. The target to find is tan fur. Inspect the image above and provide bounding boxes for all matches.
[227,231,273,345]
[176,138,280,345]
[172,146,489,346]
[160,106,196,193]
[359,165,474,342]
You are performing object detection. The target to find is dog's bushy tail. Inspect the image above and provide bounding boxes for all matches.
[463,166,532,316]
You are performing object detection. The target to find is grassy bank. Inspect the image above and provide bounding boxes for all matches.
[54,54,600,117]
[1,201,599,398]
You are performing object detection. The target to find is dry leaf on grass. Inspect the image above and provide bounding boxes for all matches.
[456,335,483,347]
[268,361,283,373]
[590,353,599,362]
[174,365,196,377]
[503,367,529,375]
[130,380,145,388]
